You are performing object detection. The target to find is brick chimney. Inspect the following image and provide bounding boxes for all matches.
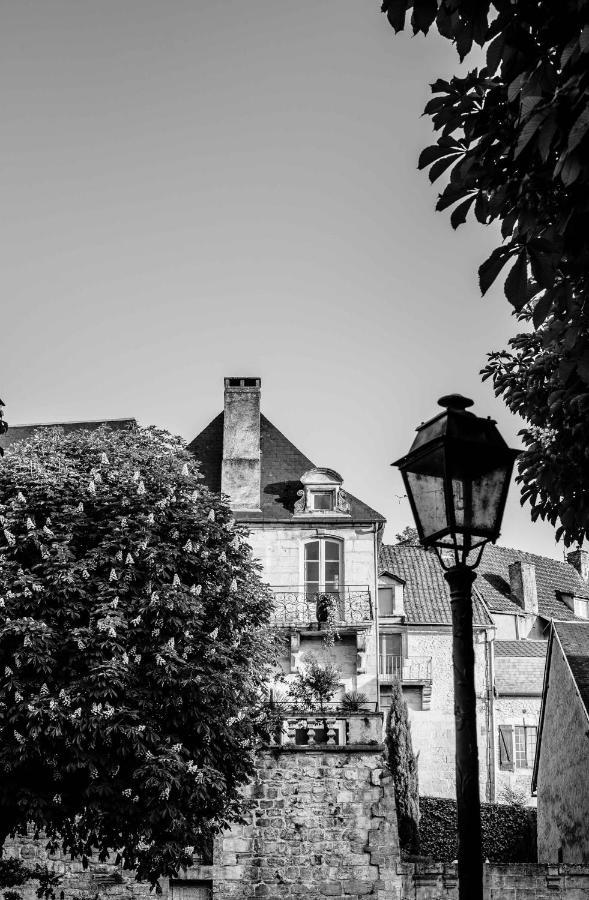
[567,548,589,582]
[508,561,538,615]
[221,377,261,511]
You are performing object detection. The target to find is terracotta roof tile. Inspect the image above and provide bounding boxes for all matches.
[554,620,589,718]
[495,640,547,658]
[379,544,492,626]
[476,544,588,621]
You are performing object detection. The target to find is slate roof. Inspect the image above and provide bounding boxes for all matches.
[0,418,136,452]
[378,544,493,626]
[495,640,547,658]
[188,412,385,524]
[475,543,589,621]
[554,620,589,718]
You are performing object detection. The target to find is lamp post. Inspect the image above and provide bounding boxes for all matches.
[393,394,519,900]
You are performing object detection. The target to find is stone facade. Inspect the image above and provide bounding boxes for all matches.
[536,636,589,863]
[399,627,490,800]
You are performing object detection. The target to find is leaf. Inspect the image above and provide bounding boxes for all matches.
[435,182,469,212]
[514,109,550,158]
[507,72,527,104]
[538,116,558,162]
[504,251,529,310]
[382,0,408,33]
[528,247,556,290]
[567,107,589,154]
[532,292,553,329]
[478,246,514,296]
[560,153,581,186]
[581,26,589,53]
[577,360,589,386]
[428,152,461,183]
[411,0,437,35]
[560,36,578,69]
[450,195,476,229]
[485,33,505,76]
[418,144,458,169]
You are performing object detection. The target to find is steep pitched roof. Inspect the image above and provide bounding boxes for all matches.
[378,544,493,626]
[475,543,589,621]
[532,620,589,791]
[495,640,547,657]
[554,620,589,717]
[188,413,385,524]
[0,418,136,452]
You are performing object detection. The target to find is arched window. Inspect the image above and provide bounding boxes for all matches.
[304,538,343,595]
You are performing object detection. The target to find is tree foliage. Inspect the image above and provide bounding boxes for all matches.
[286,652,341,712]
[381,0,589,545]
[394,525,420,546]
[0,425,275,883]
[385,680,419,853]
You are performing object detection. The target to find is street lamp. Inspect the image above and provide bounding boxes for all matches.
[394,394,519,900]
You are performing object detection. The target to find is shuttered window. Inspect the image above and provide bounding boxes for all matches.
[498,725,514,771]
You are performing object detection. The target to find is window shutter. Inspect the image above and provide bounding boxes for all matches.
[498,725,514,771]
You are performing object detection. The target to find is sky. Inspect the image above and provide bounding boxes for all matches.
[0,1,565,560]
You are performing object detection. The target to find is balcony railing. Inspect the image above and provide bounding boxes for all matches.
[379,654,432,683]
[269,585,372,626]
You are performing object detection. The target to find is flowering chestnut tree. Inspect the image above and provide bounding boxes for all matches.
[0,425,274,883]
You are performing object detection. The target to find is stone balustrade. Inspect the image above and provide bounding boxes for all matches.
[267,709,383,748]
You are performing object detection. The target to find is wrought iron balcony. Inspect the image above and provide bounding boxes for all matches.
[379,654,432,683]
[269,585,373,627]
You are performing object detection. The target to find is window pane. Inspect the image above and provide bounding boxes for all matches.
[325,541,340,561]
[305,541,319,561]
[526,727,537,767]
[305,562,319,583]
[313,491,334,510]
[406,470,447,540]
[514,726,526,768]
[325,561,340,585]
[378,588,395,616]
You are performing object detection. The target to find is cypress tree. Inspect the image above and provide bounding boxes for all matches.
[385,679,420,853]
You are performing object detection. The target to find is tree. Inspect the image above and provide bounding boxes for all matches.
[381,0,589,545]
[394,525,420,546]
[385,680,419,853]
[0,425,275,884]
[286,652,341,713]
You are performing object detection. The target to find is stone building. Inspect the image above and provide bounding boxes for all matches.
[378,543,589,804]
[533,620,589,864]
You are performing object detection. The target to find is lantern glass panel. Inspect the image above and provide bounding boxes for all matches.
[406,470,448,540]
[470,465,509,533]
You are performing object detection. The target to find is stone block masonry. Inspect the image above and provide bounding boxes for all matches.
[216,747,402,899]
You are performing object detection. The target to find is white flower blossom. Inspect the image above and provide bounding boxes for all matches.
[132,470,140,482]
[94,472,102,484]
[120,517,128,527]
[71,707,82,719]
[122,788,132,798]
[82,569,90,579]
[125,553,134,565]
[190,584,202,596]
[53,794,61,804]
[172,574,181,587]
[155,654,165,666]
[207,509,215,522]
[183,540,193,553]
[191,490,199,502]
[110,597,119,608]
[88,480,96,494]
[115,550,123,561]
[172,742,183,752]
[16,492,26,504]
[209,627,219,641]
[130,616,141,626]
[76,503,84,513]
[26,517,35,531]
[109,569,118,582]
[230,578,238,592]
[4,530,15,546]
[147,513,155,525]
[181,464,189,476]
[137,480,146,496]
[101,453,109,465]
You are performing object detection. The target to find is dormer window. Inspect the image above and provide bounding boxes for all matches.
[311,491,334,511]
[294,467,351,516]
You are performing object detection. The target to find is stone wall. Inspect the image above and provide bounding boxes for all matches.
[536,640,589,863]
[399,861,589,898]
[216,747,401,899]
[494,694,542,802]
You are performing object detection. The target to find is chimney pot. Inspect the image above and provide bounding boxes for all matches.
[508,561,538,616]
[567,549,589,582]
